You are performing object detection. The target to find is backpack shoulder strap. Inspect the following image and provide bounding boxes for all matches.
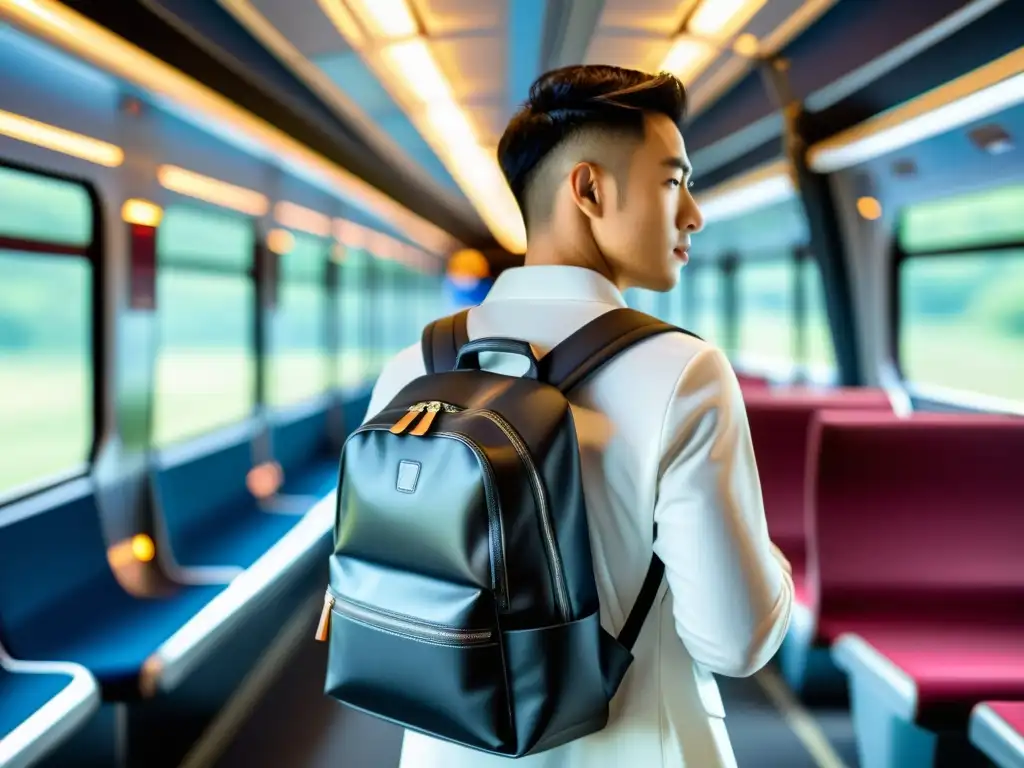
[538,307,701,394]
[421,309,470,373]
[538,307,702,652]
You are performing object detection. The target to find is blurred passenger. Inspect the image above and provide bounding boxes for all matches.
[365,64,793,768]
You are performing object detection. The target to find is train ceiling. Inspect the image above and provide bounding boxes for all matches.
[12,0,1021,257]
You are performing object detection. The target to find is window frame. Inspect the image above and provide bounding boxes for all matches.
[0,159,105,505]
[891,213,1024,414]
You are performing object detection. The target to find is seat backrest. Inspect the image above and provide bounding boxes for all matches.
[272,407,333,475]
[808,411,1024,625]
[153,437,253,537]
[743,388,891,561]
[0,482,114,651]
[736,372,770,390]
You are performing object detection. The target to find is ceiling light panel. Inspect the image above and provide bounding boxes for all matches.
[381,39,453,102]
[661,35,718,83]
[329,0,526,253]
[687,0,769,41]
[345,0,417,39]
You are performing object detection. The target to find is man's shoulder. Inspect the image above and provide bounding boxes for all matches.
[360,341,425,422]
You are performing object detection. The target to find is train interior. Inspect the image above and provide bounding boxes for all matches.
[0,0,1022,766]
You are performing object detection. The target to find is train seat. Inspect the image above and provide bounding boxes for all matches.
[153,433,306,570]
[810,412,1024,768]
[969,702,1024,768]
[0,481,222,697]
[745,388,892,592]
[272,406,340,500]
[0,643,100,768]
[743,388,892,695]
[735,372,770,390]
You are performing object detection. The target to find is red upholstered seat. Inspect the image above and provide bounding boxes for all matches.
[986,702,1024,736]
[807,411,1024,728]
[742,387,891,591]
[736,372,770,390]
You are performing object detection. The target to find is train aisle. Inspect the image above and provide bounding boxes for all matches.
[206,618,860,768]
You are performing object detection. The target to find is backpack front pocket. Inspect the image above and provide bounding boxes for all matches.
[322,582,513,753]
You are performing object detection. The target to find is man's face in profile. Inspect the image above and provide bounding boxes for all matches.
[591,113,704,293]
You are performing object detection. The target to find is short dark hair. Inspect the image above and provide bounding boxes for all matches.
[497,65,688,230]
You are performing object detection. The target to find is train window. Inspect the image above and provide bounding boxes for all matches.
[665,275,687,327]
[414,270,446,332]
[899,253,1024,404]
[269,232,328,407]
[376,258,410,359]
[0,166,93,497]
[736,260,793,372]
[154,205,256,446]
[336,246,372,390]
[898,184,1024,405]
[801,258,837,378]
[0,166,92,246]
[691,265,722,344]
[381,260,444,358]
[901,184,1024,254]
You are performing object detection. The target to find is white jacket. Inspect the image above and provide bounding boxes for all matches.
[363,264,794,768]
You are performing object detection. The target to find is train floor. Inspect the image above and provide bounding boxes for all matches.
[198,604,860,768]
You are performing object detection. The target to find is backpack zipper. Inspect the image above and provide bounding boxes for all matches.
[388,402,571,624]
[390,401,460,436]
[474,411,571,624]
[315,589,494,646]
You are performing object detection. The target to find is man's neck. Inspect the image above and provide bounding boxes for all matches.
[521,236,618,287]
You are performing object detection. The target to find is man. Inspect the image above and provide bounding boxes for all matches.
[363,64,793,768]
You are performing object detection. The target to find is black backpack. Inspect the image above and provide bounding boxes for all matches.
[317,307,698,757]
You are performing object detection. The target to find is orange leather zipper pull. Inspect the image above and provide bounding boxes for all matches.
[410,402,441,436]
[390,403,425,434]
[315,593,335,642]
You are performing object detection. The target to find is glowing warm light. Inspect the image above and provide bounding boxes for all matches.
[121,198,163,227]
[345,0,417,39]
[246,462,283,499]
[0,0,459,256]
[157,165,269,216]
[660,36,717,83]
[447,248,489,280]
[808,48,1024,173]
[733,33,760,57]
[267,228,295,254]
[424,104,480,157]
[0,107,123,166]
[382,39,453,103]
[297,0,525,254]
[131,533,156,563]
[856,196,882,220]
[316,0,365,48]
[688,0,768,40]
[273,200,332,237]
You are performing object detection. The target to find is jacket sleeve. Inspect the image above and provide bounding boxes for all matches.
[651,346,793,677]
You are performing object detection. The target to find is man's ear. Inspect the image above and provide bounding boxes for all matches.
[569,162,603,220]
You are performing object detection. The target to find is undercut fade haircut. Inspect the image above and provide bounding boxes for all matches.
[497,65,687,231]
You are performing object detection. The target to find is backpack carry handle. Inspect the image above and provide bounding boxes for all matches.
[454,337,540,379]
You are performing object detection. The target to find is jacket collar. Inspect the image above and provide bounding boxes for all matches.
[483,265,627,307]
